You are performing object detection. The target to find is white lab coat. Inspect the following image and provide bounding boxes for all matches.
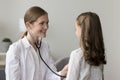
[5,37,61,80]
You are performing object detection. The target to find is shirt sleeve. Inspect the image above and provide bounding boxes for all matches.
[5,44,21,80]
[66,51,81,80]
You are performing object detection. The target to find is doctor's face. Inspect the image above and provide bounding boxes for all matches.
[28,14,49,38]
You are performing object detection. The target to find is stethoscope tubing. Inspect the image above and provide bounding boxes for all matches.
[35,39,66,78]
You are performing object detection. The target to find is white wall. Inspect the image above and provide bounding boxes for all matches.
[0,0,120,80]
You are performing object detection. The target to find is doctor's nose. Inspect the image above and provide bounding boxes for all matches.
[44,23,49,30]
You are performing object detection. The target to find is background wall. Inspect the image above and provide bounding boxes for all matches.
[0,0,119,80]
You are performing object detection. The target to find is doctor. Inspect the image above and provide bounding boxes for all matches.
[5,6,67,80]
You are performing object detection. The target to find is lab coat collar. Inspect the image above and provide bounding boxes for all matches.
[21,36,31,48]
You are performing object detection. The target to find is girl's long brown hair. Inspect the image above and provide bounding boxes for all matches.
[19,6,47,39]
[77,12,106,66]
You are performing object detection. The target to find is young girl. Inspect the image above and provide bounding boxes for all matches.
[5,6,67,80]
[66,12,106,80]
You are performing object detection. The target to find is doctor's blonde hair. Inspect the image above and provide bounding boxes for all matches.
[20,6,48,39]
[76,12,106,66]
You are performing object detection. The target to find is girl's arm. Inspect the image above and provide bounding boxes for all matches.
[66,52,81,80]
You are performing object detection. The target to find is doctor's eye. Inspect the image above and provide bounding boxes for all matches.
[46,21,49,25]
[40,22,44,25]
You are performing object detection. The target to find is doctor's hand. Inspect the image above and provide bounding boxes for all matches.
[60,64,68,77]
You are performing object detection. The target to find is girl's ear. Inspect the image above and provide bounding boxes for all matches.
[25,22,32,30]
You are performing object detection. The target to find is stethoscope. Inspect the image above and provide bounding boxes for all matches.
[34,38,66,78]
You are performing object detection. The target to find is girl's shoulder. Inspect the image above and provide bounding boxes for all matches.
[70,48,83,58]
[71,48,82,54]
